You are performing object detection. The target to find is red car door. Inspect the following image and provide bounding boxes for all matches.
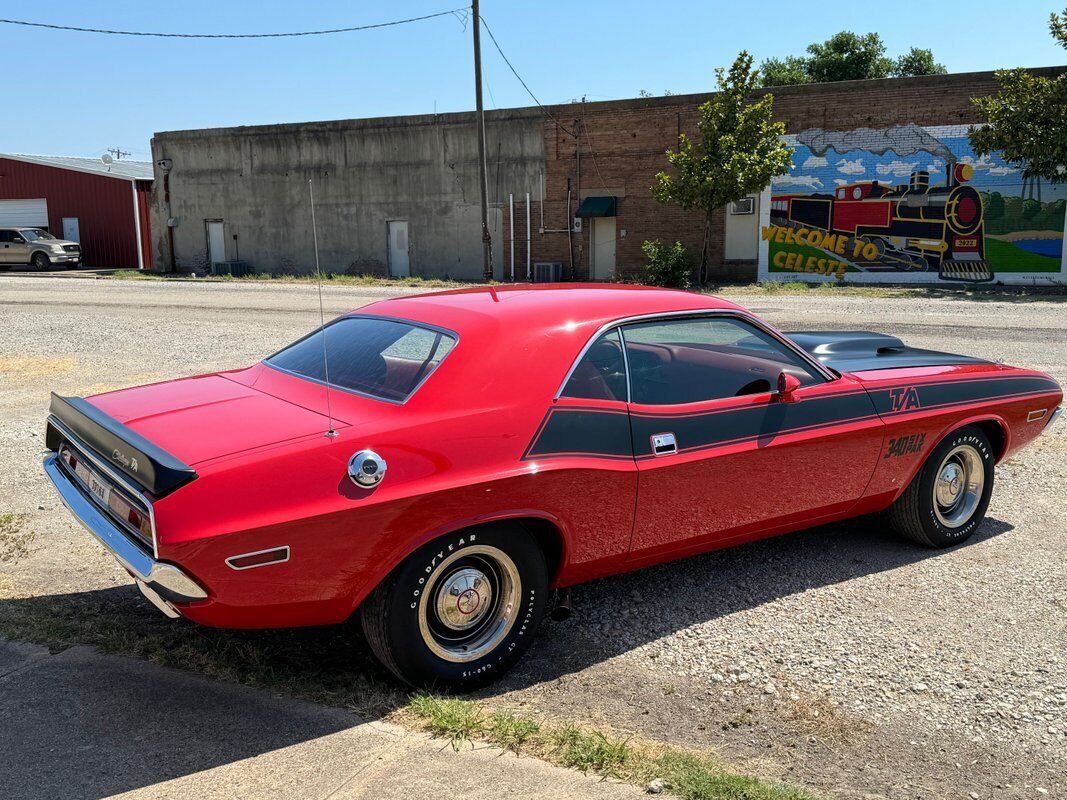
[622,314,884,559]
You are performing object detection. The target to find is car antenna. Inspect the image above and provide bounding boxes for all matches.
[309,178,338,439]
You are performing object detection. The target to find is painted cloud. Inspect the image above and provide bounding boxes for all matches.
[835,158,865,175]
[876,160,920,178]
[771,174,825,190]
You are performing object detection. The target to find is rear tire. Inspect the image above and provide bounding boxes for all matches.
[887,425,995,548]
[360,524,548,691]
[31,252,50,271]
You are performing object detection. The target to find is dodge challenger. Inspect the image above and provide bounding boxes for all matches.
[43,285,1062,689]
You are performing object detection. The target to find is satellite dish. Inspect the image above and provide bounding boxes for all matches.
[101,153,113,165]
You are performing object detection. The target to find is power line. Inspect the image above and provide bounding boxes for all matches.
[477,14,575,138]
[0,9,466,39]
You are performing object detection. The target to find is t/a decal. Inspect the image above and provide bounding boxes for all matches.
[884,433,926,459]
[888,386,921,412]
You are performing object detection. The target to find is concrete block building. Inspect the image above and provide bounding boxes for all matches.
[151,67,1067,285]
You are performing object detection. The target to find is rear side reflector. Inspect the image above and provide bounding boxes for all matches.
[225,546,290,571]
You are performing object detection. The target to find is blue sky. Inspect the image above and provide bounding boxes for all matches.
[1,0,1064,159]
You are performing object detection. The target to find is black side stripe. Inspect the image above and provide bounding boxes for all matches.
[522,407,633,460]
[629,391,876,458]
[868,375,1059,416]
[525,376,1060,461]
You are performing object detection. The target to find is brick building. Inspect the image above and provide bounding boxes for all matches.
[510,67,1067,285]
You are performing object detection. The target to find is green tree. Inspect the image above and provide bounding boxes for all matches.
[805,31,894,83]
[970,9,1067,184]
[984,191,1005,221]
[894,47,947,77]
[652,51,794,283]
[1051,5,1067,45]
[640,239,693,288]
[759,56,810,87]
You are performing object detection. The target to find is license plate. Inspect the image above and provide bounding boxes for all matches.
[87,469,111,507]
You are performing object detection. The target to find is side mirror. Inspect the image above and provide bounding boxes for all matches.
[11,236,24,244]
[777,371,801,402]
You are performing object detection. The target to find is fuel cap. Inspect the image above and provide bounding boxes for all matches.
[348,450,386,488]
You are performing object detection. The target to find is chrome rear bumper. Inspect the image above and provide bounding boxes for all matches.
[1046,406,1063,431]
[43,454,207,608]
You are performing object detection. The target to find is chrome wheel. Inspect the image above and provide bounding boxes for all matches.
[418,545,521,663]
[933,444,985,529]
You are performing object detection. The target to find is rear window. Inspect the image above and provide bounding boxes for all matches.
[266,316,456,403]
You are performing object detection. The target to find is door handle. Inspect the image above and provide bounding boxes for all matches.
[650,432,677,456]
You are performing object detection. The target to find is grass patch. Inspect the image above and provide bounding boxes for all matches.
[405,696,817,799]
[0,353,77,378]
[105,269,482,289]
[0,583,817,798]
[0,513,33,564]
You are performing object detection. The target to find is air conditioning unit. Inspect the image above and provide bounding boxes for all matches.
[533,262,564,283]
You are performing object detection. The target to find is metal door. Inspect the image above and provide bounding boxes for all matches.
[206,221,226,266]
[590,217,616,280]
[62,217,80,243]
[388,221,410,277]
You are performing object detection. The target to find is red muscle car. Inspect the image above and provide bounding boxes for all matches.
[44,285,1061,689]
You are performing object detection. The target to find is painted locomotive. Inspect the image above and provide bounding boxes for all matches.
[770,163,993,282]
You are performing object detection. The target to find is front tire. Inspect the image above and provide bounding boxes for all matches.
[360,524,548,691]
[31,252,50,271]
[887,425,995,548]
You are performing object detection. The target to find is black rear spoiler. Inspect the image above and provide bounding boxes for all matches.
[787,331,989,374]
[45,393,197,497]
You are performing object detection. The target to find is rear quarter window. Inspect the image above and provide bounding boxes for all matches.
[266,316,456,403]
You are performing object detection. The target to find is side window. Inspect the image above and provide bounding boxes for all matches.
[622,316,823,405]
[0,231,10,243]
[561,329,627,401]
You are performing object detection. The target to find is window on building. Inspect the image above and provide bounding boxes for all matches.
[622,316,823,405]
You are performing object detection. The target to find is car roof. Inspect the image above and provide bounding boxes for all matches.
[345,285,746,407]
[356,284,742,336]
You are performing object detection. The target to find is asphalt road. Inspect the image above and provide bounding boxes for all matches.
[1,276,1065,799]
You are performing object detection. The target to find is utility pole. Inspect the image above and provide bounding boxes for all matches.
[472,0,493,281]
[107,147,131,161]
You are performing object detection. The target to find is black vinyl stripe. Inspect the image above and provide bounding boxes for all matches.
[525,376,1059,461]
[630,391,877,457]
[523,407,633,460]
[869,375,1058,415]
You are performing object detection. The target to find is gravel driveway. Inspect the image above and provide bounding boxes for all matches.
[1,276,1064,799]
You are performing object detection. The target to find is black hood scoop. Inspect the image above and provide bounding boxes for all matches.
[787,331,989,374]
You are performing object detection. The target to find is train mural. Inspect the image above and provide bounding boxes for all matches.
[758,124,1066,285]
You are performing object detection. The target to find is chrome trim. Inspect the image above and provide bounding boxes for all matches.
[225,545,291,571]
[1045,406,1062,431]
[137,580,180,618]
[554,308,837,401]
[48,414,158,558]
[262,313,460,407]
[44,455,207,604]
[348,449,387,488]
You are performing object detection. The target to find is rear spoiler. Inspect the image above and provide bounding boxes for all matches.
[45,393,197,497]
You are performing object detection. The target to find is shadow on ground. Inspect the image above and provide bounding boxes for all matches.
[0,515,1012,799]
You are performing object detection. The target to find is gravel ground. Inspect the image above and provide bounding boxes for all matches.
[1,276,1064,799]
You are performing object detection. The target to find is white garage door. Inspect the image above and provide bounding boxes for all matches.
[0,199,48,227]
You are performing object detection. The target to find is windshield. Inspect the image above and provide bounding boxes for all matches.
[20,229,55,241]
[266,316,457,403]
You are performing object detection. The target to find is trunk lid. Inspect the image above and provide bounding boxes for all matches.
[87,374,343,467]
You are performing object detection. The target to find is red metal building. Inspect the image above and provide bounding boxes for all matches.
[0,154,153,269]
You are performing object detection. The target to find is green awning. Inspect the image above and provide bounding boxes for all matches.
[576,196,617,217]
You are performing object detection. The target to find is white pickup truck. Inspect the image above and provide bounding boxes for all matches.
[0,227,81,269]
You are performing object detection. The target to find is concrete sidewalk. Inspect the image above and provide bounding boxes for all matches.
[0,639,640,800]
